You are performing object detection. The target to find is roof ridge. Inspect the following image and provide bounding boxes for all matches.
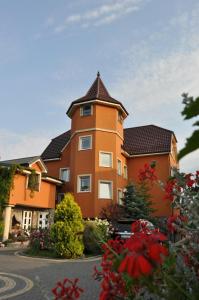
[124,124,173,133]
[0,155,40,162]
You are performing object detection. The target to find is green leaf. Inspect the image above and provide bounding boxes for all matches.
[178,130,199,160]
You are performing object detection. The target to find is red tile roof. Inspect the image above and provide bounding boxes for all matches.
[41,125,174,160]
[66,72,128,116]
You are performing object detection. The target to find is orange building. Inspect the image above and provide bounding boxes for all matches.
[42,73,178,218]
[0,156,62,241]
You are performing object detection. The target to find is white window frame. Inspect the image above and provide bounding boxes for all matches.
[38,211,49,229]
[59,168,70,182]
[22,211,32,230]
[77,174,92,193]
[98,180,113,199]
[117,189,123,205]
[99,151,113,168]
[124,165,128,179]
[80,104,93,116]
[117,159,122,176]
[78,135,92,151]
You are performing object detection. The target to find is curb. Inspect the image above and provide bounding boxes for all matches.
[15,251,102,263]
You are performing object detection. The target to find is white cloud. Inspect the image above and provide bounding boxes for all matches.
[54,0,146,32]
[0,129,52,161]
[180,150,199,173]
[109,5,199,173]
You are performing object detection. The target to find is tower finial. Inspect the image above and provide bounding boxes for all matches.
[97,71,100,77]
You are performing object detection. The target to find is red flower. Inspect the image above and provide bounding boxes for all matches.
[118,254,152,278]
[52,278,83,300]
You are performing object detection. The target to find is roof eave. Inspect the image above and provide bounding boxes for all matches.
[66,98,128,118]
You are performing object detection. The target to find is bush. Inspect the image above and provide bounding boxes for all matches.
[29,228,52,254]
[83,218,110,254]
[51,193,84,258]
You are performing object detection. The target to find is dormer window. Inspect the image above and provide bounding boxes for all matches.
[80,104,92,116]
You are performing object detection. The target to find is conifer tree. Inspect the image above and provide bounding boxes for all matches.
[122,182,155,221]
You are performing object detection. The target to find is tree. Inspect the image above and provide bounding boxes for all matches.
[178,93,199,159]
[51,193,84,258]
[122,181,155,221]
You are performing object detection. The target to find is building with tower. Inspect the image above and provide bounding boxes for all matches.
[41,73,178,218]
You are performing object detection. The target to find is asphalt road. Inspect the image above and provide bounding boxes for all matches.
[0,249,101,300]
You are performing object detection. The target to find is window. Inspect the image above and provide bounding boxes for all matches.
[118,111,123,123]
[57,193,65,203]
[27,173,40,191]
[117,159,122,176]
[99,181,113,199]
[80,104,92,116]
[38,212,49,229]
[22,211,32,230]
[79,135,92,150]
[59,168,70,182]
[78,175,91,192]
[118,189,123,205]
[99,152,112,167]
[124,165,128,179]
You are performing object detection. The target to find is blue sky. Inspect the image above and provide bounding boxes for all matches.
[0,0,198,172]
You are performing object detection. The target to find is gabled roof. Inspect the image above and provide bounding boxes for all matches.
[41,130,71,160]
[123,125,174,156]
[66,72,128,117]
[41,125,175,160]
[0,156,47,173]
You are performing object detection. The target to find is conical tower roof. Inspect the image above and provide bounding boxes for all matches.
[66,72,128,117]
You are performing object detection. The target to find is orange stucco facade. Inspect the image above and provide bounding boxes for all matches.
[44,100,178,218]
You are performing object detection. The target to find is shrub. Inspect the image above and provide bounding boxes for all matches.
[83,218,110,254]
[51,193,84,258]
[29,228,52,254]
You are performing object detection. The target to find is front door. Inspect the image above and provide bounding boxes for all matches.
[22,211,32,230]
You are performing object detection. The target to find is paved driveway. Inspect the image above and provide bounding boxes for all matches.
[0,249,100,300]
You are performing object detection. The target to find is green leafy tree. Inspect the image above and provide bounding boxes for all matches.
[178,93,199,159]
[51,193,84,258]
[122,182,155,221]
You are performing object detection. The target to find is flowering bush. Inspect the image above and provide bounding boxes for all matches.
[29,228,52,253]
[52,278,83,300]
[83,218,111,254]
[51,167,199,299]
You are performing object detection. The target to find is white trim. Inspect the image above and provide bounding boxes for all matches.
[60,127,123,154]
[72,127,123,141]
[42,177,63,184]
[123,151,170,158]
[98,180,113,199]
[78,135,92,151]
[43,158,61,161]
[59,167,70,182]
[68,99,128,118]
[30,159,47,173]
[117,158,122,176]
[99,151,113,168]
[77,174,92,193]
[80,104,93,116]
